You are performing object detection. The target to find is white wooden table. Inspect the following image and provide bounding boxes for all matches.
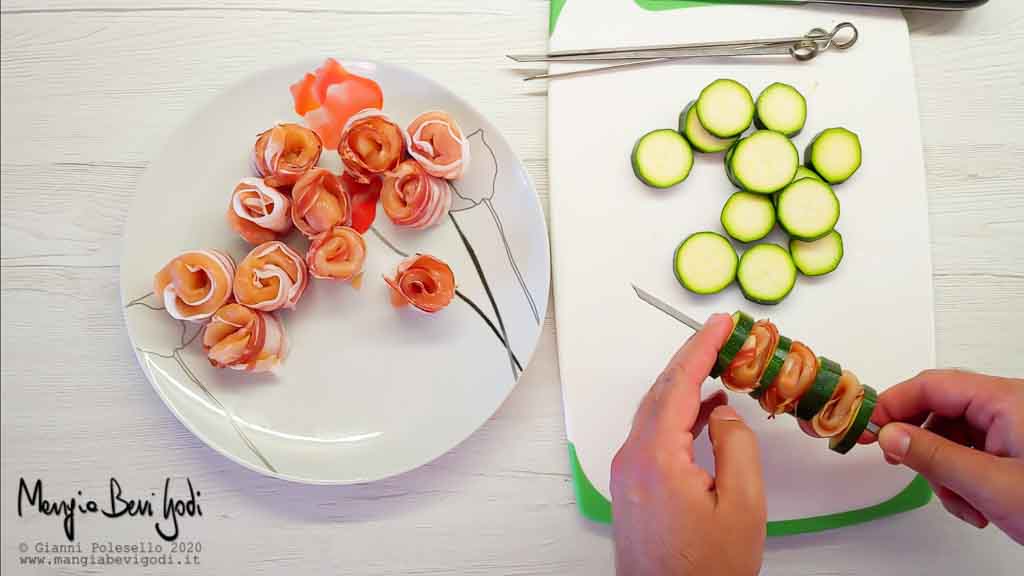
[1,1,1021,573]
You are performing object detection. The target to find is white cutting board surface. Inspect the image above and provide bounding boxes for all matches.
[549,2,934,522]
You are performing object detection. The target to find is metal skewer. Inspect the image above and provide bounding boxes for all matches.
[631,284,881,436]
[512,22,857,81]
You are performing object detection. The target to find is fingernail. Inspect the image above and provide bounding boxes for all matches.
[711,405,742,422]
[878,425,910,463]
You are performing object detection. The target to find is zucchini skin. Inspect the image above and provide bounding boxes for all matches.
[830,384,879,454]
[795,360,841,420]
[711,311,755,379]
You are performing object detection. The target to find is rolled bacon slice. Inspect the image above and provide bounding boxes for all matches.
[233,241,308,312]
[252,123,322,188]
[406,111,471,180]
[306,226,366,282]
[203,303,287,372]
[338,109,406,183]
[291,168,351,238]
[381,159,451,230]
[811,370,866,438]
[153,249,235,322]
[227,178,292,244]
[722,319,779,393]
[760,341,818,416]
[384,254,456,314]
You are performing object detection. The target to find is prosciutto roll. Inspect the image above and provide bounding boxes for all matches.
[252,123,322,188]
[406,110,471,180]
[759,341,818,416]
[722,319,779,393]
[291,168,351,238]
[384,254,456,313]
[226,178,292,244]
[153,249,235,322]
[811,370,866,437]
[233,241,308,311]
[338,109,405,183]
[381,160,451,229]
[306,226,366,282]
[203,303,287,372]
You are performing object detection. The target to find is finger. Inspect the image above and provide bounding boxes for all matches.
[693,391,728,439]
[872,369,1011,431]
[877,422,1011,512]
[709,405,765,520]
[650,313,734,438]
[923,415,973,448]
[932,483,989,529]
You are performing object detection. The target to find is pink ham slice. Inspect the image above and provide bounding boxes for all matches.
[233,241,308,312]
[203,303,288,372]
[153,249,235,322]
[406,110,471,180]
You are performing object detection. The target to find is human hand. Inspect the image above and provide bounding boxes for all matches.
[610,314,766,576]
[868,369,1024,543]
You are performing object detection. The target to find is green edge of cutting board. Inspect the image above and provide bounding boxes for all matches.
[550,2,788,36]
[568,443,933,534]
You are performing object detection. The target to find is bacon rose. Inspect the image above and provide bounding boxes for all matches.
[153,249,235,322]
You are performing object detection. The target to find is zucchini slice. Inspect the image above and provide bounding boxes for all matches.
[736,243,797,305]
[721,191,776,243]
[673,231,738,295]
[819,356,842,375]
[793,165,823,183]
[631,129,694,188]
[806,127,862,184]
[711,311,755,378]
[776,178,840,241]
[754,82,807,137]
[696,79,754,139]
[790,230,844,276]
[729,130,799,194]
[679,100,737,153]
[794,360,841,420]
[830,384,879,454]
[750,335,792,399]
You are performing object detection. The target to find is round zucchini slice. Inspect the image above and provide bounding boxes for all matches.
[728,130,799,194]
[696,79,754,139]
[776,178,840,241]
[679,100,737,153]
[631,129,694,188]
[795,360,841,420]
[721,191,776,243]
[805,127,862,185]
[673,231,738,295]
[754,82,807,137]
[736,243,797,305]
[749,335,792,399]
[793,165,823,183]
[711,311,755,378]
[790,230,844,276]
[830,384,879,454]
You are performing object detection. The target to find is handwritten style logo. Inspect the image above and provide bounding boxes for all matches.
[17,477,202,542]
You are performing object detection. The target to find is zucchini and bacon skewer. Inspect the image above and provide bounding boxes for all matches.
[634,286,878,454]
[712,312,875,454]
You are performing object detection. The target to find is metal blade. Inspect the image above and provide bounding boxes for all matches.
[631,284,704,332]
[866,421,881,436]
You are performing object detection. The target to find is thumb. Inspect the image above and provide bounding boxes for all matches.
[709,405,766,524]
[878,423,1011,511]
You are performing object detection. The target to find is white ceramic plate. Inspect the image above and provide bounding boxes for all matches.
[121,60,549,484]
